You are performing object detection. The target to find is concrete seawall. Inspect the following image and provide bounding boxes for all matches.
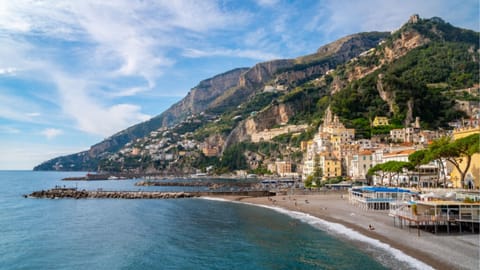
[26,188,275,199]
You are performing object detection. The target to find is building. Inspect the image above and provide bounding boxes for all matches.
[302,106,353,179]
[349,186,415,210]
[202,146,219,157]
[382,149,416,163]
[373,116,390,127]
[390,200,480,234]
[320,152,342,180]
[351,150,374,183]
[275,160,292,177]
[251,124,308,142]
[408,165,439,188]
[450,126,480,189]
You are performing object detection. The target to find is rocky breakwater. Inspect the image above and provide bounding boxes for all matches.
[27,188,196,199]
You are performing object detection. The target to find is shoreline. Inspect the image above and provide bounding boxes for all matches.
[205,193,479,270]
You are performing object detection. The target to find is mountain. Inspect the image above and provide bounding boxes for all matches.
[35,31,387,171]
[34,15,479,172]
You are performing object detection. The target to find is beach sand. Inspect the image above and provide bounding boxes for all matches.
[210,193,479,270]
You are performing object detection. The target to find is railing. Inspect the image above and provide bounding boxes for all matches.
[390,208,479,223]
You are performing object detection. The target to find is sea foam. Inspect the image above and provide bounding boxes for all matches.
[201,197,433,270]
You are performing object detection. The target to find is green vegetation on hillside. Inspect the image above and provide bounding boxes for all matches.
[331,37,477,134]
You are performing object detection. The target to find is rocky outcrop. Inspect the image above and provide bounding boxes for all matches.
[376,73,397,114]
[383,29,430,63]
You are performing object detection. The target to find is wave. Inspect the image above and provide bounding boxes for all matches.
[200,197,433,270]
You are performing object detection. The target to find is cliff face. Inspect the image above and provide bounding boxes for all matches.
[225,102,297,149]
[161,68,249,126]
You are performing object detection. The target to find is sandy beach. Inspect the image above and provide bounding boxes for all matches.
[210,193,479,270]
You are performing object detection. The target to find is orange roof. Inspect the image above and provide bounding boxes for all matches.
[401,142,414,147]
[384,149,416,157]
[359,150,373,155]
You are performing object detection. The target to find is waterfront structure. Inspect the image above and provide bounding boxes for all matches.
[348,186,415,210]
[390,200,480,234]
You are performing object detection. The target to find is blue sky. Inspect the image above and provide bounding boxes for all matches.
[0,0,478,170]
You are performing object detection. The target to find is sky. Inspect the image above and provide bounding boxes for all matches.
[0,0,478,170]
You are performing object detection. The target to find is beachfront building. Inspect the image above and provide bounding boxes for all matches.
[348,186,415,210]
[450,126,480,189]
[390,200,480,234]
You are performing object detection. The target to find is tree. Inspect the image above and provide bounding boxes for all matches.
[411,134,480,188]
[312,154,323,185]
[444,134,479,188]
[408,149,429,187]
[220,144,247,171]
[425,136,451,187]
[368,161,413,186]
[368,164,387,185]
[421,134,479,188]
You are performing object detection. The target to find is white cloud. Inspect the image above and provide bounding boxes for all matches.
[0,0,248,96]
[41,128,63,139]
[53,74,151,137]
[26,112,41,117]
[0,67,17,75]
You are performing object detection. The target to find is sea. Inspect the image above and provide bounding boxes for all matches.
[0,171,431,270]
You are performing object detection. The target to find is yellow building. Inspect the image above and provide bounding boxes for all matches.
[320,153,342,180]
[373,116,390,127]
[450,127,480,189]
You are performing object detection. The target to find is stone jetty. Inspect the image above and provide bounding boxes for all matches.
[27,188,196,199]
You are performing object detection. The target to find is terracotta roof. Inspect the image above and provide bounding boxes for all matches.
[383,149,416,157]
[359,150,373,155]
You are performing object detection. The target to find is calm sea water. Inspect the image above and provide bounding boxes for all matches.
[0,171,424,269]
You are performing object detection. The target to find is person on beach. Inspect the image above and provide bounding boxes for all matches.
[369,224,375,230]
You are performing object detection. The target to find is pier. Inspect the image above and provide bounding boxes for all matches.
[26,188,275,199]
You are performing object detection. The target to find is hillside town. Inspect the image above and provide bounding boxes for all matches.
[99,98,479,191]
